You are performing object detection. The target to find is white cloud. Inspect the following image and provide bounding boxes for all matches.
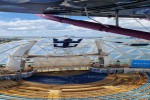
[91,17,150,32]
[0,17,149,37]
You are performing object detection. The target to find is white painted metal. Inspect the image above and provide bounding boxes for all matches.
[6,41,36,71]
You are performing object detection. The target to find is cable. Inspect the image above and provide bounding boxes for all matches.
[111,0,150,32]
[84,6,109,28]
[35,44,53,57]
[145,14,150,20]
[114,0,150,20]
[102,41,131,59]
[0,43,30,55]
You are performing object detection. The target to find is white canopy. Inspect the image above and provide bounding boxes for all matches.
[11,41,36,57]
[6,41,36,71]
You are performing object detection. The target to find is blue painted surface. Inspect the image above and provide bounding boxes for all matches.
[24,72,108,84]
[131,60,150,68]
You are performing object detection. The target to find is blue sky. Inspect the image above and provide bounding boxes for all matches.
[0,12,88,20]
[0,12,149,37]
[0,13,39,21]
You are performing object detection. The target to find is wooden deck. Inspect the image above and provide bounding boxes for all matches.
[0,73,147,99]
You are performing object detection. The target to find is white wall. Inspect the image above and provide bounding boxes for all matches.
[33,57,91,67]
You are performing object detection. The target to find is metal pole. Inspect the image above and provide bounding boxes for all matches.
[115,10,119,27]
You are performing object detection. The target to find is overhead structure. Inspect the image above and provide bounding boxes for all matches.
[0,0,150,39]
[37,14,150,40]
[6,41,36,71]
[0,0,149,18]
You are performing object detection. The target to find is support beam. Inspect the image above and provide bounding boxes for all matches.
[115,10,119,27]
[36,14,150,40]
[28,53,100,58]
